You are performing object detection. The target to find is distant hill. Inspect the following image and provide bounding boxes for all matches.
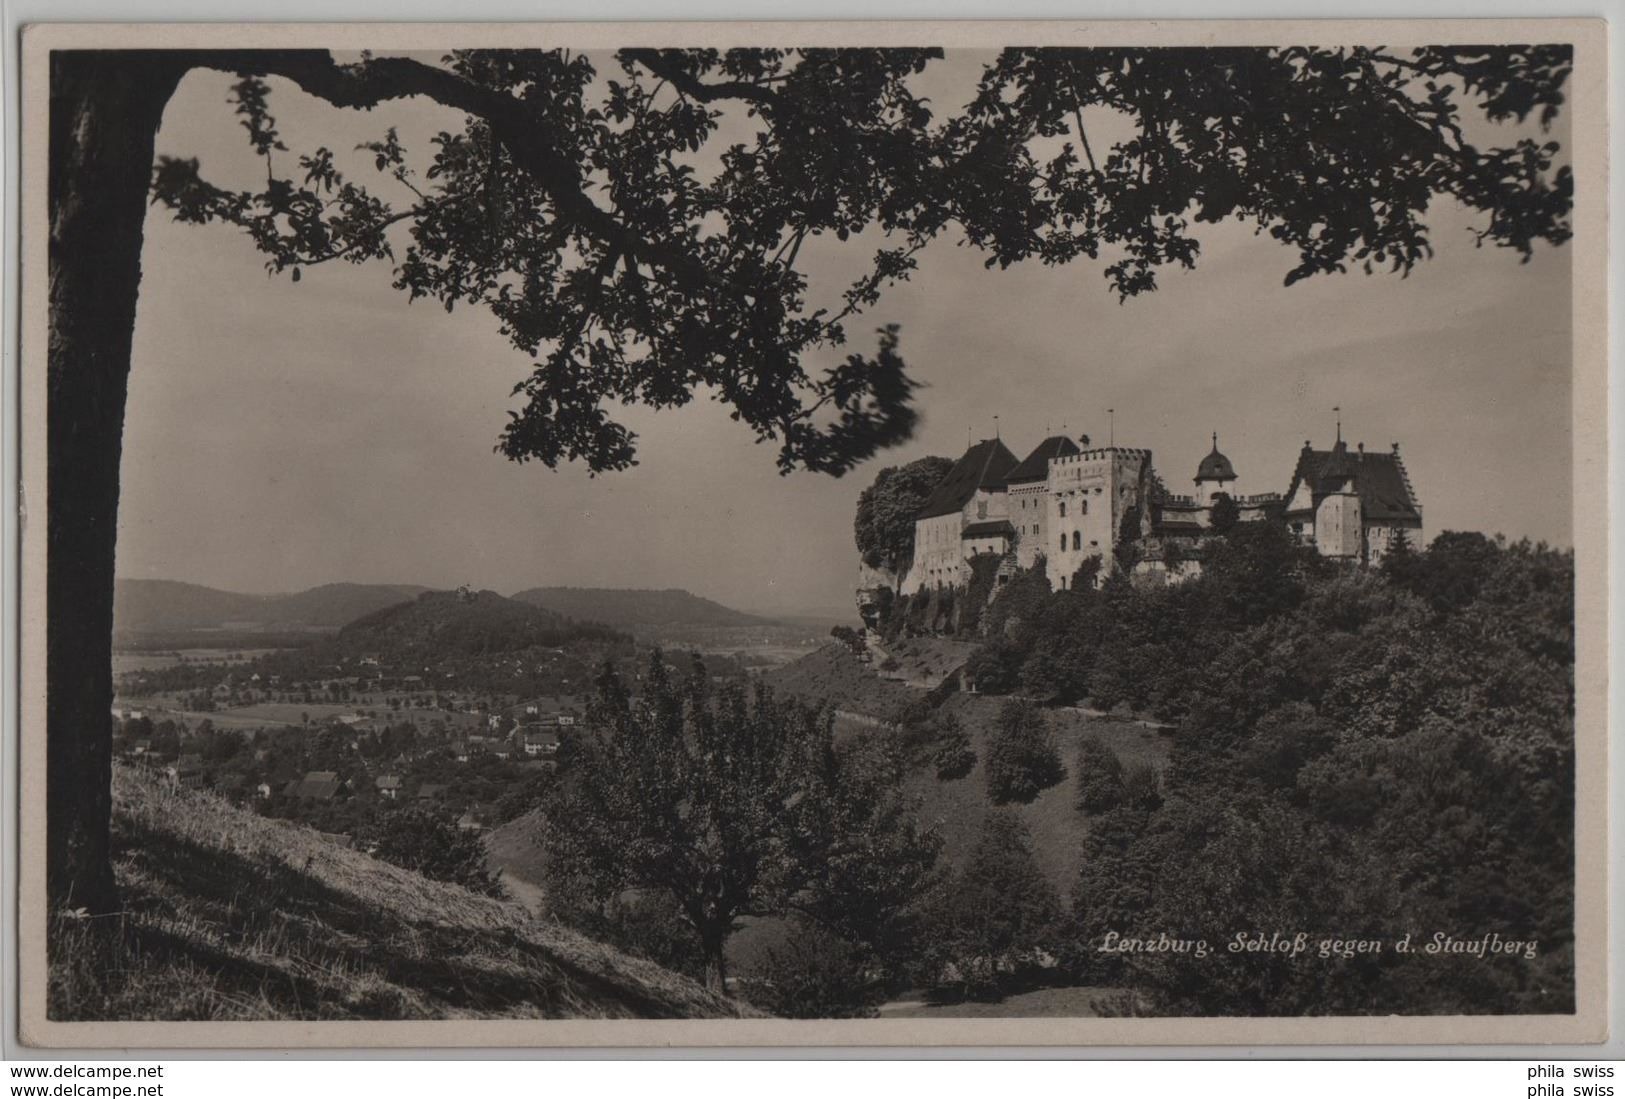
[510,587,774,630]
[336,588,623,661]
[49,764,756,1021]
[114,579,431,633]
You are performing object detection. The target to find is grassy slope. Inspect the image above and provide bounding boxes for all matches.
[50,764,756,1022]
[764,642,1173,890]
[905,693,1171,892]
[760,643,925,723]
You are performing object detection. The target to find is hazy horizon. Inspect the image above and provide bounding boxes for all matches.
[115,51,1575,617]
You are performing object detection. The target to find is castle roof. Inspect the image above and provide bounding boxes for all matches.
[915,438,1020,519]
[1195,433,1237,483]
[1003,435,1082,485]
[1285,441,1421,522]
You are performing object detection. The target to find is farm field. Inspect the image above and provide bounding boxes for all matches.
[111,647,291,674]
[111,695,491,732]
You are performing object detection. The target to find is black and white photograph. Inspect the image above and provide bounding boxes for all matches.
[17,20,1609,1047]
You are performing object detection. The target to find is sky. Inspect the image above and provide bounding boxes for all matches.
[114,50,1575,618]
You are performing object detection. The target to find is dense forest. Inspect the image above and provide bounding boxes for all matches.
[947,524,1574,1014]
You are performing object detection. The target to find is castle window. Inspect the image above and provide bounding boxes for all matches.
[1072,531,1082,551]
[1059,502,1067,517]
[1082,500,1088,515]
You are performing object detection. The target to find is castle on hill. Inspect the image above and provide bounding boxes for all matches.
[888,428,1423,597]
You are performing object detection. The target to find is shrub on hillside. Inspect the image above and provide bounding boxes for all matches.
[367,808,505,897]
[932,714,976,781]
[1121,762,1164,812]
[984,699,1065,805]
[1075,733,1126,813]
[743,917,884,1018]
[919,811,1064,1001]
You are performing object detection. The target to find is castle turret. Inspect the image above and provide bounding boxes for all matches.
[1193,432,1237,507]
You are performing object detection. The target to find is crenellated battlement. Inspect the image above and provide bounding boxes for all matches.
[1052,447,1152,465]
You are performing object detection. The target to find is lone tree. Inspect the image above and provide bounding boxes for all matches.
[49,45,1572,910]
[985,697,1066,804]
[854,455,956,574]
[543,652,938,993]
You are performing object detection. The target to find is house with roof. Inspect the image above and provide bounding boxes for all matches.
[1282,436,1422,564]
[521,727,562,758]
[417,782,449,802]
[901,437,1020,595]
[283,771,347,801]
[375,773,403,800]
[165,755,206,789]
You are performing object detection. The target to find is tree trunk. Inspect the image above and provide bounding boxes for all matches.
[47,51,186,912]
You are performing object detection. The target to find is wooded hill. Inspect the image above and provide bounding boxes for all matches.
[337,588,625,662]
[114,579,430,634]
[510,587,773,630]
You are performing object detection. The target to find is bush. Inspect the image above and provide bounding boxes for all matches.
[985,699,1065,805]
[367,809,504,897]
[830,625,866,655]
[1075,734,1125,813]
[1121,762,1163,811]
[932,715,976,780]
[743,918,883,1018]
[920,811,1063,1001]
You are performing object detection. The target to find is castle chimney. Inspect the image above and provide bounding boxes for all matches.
[1392,442,1400,454]
[1358,441,1365,454]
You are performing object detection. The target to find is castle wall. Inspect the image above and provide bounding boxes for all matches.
[1009,481,1049,568]
[903,511,966,594]
[1364,520,1423,566]
[964,536,1011,557]
[968,486,1009,524]
[1314,491,1364,559]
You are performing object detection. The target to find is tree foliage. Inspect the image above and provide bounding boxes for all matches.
[854,455,955,573]
[1208,492,1241,535]
[149,46,1573,476]
[984,698,1066,805]
[1030,530,1576,1014]
[367,808,505,897]
[931,713,977,781]
[541,650,939,993]
[920,810,1064,1000]
[1075,733,1126,814]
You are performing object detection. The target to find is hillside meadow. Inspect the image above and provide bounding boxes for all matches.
[50,764,755,1021]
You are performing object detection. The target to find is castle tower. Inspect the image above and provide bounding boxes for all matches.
[1311,438,1363,559]
[1044,445,1153,590]
[1193,432,1238,508]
